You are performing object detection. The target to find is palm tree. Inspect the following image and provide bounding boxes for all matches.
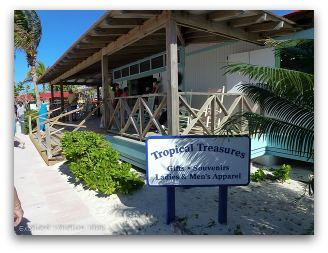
[219,39,314,160]
[14,10,42,108]
[25,61,48,93]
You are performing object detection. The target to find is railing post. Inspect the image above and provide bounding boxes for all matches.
[45,123,52,159]
[210,95,216,134]
[120,98,124,130]
[36,118,41,143]
[28,115,32,135]
[139,97,144,139]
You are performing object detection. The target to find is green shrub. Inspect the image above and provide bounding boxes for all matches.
[61,131,144,195]
[250,168,266,182]
[273,164,292,182]
[23,110,38,134]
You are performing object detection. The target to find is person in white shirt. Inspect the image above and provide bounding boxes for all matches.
[16,102,26,133]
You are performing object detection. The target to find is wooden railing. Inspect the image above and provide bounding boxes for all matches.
[106,92,259,141]
[29,102,102,160]
[107,93,166,141]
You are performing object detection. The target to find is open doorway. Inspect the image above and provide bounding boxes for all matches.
[128,75,154,96]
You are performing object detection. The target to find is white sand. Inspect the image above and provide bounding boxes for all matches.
[56,162,314,235]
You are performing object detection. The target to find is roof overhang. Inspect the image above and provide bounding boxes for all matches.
[37,10,301,86]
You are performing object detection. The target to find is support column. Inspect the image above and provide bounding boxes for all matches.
[96,85,101,116]
[50,84,54,109]
[166,18,179,135]
[101,55,110,129]
[165,17,179,225]
[60,84,64,113]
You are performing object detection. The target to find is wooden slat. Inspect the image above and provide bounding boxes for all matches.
[247,21,287,33]
[140,98,165,136]
[119,97,141,134]
[179,94,210,134]
[229,13,268,28]
[172,11,263,45]
[182,95,213,135]
[218,96,242,127]
[141,96,167,137]
[208,10,244,22]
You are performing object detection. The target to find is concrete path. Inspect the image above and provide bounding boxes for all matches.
[14,122,101,235]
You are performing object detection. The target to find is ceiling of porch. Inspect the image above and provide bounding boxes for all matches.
[37,10,302,86]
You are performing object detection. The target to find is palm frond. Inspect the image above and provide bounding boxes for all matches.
[224,63,314,96]
[14,10,42,66]
[219,112,314,159]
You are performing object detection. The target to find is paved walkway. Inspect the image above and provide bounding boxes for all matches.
[14,123,101,235]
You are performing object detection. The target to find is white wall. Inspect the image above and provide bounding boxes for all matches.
[226,47,275,93]
[184,41,262,93]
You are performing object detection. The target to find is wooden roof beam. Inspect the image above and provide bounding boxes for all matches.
[247,21,291,32]
[208,10,245,22]
[102,11,169,56]
[110,10,160,19]
[177,25,185,46]
[229,13,268,27]
[83,35,119,42]
[100,18,145,28]
[172,11,263,45]
[50,11,169,85]
[76,43,108,49]
[91,28,131,36]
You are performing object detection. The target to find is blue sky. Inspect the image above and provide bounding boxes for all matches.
[14,10,293,93]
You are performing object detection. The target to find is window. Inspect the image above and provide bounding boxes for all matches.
[122,67,129,77]
[130,64,139,75]
[114,70,121,79]
[140,60,150,72]
[151,55,164,69]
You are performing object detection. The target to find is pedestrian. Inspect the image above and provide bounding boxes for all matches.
[16,102,26,133]
[14,110,25,149]
[38,99,49,131]
[68,89,78,122]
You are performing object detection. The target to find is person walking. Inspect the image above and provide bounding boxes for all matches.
[68,89,78,122]
[16,102,26,133]
[14,111,25,149]
[38,99,49,131]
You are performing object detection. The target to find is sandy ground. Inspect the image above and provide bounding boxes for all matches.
[14,122,314,235]
[56,162,314,235]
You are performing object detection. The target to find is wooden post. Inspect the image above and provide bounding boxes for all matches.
[210,96,216,134]
[36,118,41,143]
[96,85,101,116]
[166,17,179,135]
[50,84,54,110]
[165,16,179,225]
[102,55,110,129]
[28,115,32,135]
[139,97,144,140]
[60,84,64,113]
[45,123,52,159]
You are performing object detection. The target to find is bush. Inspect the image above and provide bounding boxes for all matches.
[250,168,266,182]
[61,131,144,195]
[23,110,38,134]
[273,164,292,182]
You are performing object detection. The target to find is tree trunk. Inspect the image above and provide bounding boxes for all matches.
[31,64,41,109]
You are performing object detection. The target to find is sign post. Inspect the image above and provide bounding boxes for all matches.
[146,135,251,225]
